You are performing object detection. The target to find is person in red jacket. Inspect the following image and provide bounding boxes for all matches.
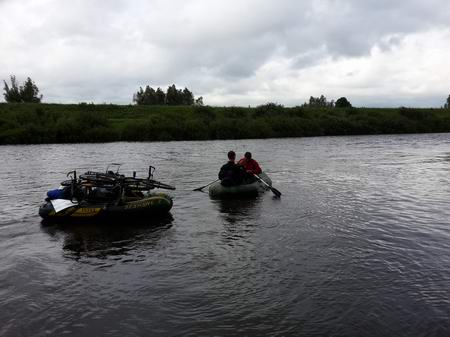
[238,152,262,176]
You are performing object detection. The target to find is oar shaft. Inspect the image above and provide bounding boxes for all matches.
[253,174,281,197]
[193,178,220,191]
[254,174,270,188]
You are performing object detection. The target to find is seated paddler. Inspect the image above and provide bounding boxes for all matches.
[237,152,262,179]
[218,151,245,186]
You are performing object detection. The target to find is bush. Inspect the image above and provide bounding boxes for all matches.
[398,107,429,120]
[194,105,215,121]
[226,106,247,118]
[254,102,285,116]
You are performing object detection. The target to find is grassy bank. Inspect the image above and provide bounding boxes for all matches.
[1,103,449,144]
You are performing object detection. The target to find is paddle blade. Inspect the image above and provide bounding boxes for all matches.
[270,186,282,197]
[254,173,281,197]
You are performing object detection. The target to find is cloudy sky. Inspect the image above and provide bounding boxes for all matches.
[1,0,449,107]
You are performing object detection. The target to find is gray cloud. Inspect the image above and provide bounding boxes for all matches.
[0,0,449,106]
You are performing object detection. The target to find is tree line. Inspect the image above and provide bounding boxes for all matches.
[3,75,450,109]
[302,95,352,108]
[133,84,203,106]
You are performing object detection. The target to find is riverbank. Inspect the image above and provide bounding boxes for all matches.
[0,102,449,144]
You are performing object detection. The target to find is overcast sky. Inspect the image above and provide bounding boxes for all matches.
[1,0,449,107]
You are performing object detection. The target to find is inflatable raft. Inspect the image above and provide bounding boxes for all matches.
[39,193,173,221]
[39,165,175,222]
[209,172,272,198]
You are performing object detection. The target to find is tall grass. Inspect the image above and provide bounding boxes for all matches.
[0,103,449,144]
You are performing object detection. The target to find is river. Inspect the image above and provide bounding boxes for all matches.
[1,134,450,336]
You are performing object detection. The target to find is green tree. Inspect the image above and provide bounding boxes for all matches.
[335,97,352,108]
[133,86,158,105]
[155,87,166,105]
[182,87,194,105]
[143,86,157,105]
[3,75,23,102]
[445,94,450,109]
[19,77,42,103]
[166,84,183,105]
[195,96,204,106]
[133,87,145,105]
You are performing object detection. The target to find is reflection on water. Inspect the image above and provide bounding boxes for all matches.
[212,197,261,246]
[40,215,173,260]
[214,197,260,218]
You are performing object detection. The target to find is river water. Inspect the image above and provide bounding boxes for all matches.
[1,134,450,337]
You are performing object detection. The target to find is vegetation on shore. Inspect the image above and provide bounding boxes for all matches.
[1,102,450,144]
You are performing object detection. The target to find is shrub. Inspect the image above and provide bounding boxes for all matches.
[398,107,429,120]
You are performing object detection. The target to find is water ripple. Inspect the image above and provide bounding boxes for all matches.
[1,135,450,336]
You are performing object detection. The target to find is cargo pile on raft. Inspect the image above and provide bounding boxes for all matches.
[39,164,175,221]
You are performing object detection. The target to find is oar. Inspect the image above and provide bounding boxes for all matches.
[253,174,282,197]
[147,179,176,190]
[193,178,220,191]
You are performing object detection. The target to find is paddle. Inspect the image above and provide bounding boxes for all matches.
[253,173,282,197]
[193,178,220,191]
